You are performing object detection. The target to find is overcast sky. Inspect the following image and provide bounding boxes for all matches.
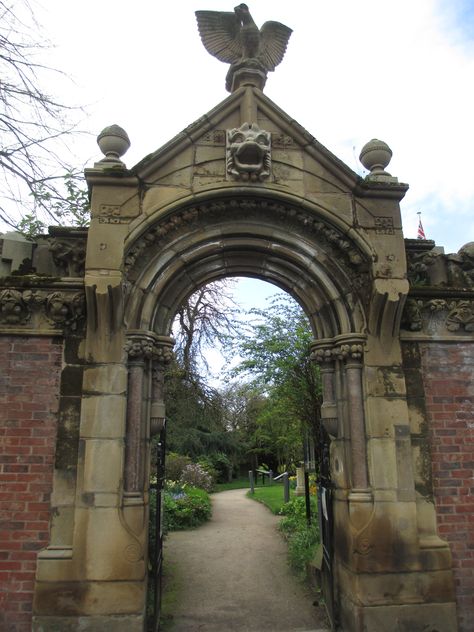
[34,0,474,256]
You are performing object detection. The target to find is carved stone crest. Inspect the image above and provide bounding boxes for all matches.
[226,123,271,181]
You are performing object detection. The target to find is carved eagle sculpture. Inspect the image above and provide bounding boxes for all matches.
[195,4,292,91]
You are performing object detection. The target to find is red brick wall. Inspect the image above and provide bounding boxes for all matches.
[420,342,474,632]
[0,336,62,632]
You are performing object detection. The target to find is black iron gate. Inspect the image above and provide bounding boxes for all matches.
[148,422,166,631]
[316,424,338,629]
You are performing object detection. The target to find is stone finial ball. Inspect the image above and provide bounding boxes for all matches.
[359,139,393,174]
[97,124,131,160]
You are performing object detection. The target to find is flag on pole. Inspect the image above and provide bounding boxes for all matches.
[417,213,426,240]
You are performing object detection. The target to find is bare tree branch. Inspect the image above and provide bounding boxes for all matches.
[0,0,87,233]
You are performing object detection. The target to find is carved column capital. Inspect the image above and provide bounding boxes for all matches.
[310,340,336,367]
[124,331,174,364]
[333,334,366,365]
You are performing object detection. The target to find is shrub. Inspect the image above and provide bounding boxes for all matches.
[165,452,192,481]
[164,485,212,531]
[197,452,233,483]
[210,452,233,483]
[179,463,214,492]
[196,456,219,483]
[279,496,319,578]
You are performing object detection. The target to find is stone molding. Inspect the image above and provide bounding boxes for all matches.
[124,197,370,281]
[0,286,85,332]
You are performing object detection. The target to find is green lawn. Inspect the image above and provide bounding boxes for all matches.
[213,476,250,492]
[247,484,294,514]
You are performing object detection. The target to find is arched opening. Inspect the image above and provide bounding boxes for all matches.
[122,193,373,629]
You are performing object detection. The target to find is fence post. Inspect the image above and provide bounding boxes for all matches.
[283,472,290,504]
[249,470,255,494]
[304,470,311,526]
[269,470,273,485]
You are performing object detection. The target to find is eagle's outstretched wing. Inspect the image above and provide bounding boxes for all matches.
[195,11,243,64]
[259,21,293,71]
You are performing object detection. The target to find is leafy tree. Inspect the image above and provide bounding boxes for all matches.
[219,381,267,471]
[228,296,322,470]
[0,0,84,232]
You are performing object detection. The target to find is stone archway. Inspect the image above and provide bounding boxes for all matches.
[30,82,459,631]
[121,191,373,630]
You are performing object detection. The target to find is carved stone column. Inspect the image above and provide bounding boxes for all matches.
[334,336,370,497]
[124,333,173,495]
[311,340,338,437]
[150,337,174,437]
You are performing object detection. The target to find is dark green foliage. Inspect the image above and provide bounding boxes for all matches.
[198,452,233,483]
[163,486,212,531]
[165,363,238,461]
[279,496,320,578]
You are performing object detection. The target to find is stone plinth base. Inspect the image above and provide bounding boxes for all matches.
[339,601,458,632]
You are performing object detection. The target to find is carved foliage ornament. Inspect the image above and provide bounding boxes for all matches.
[402,298,474,333]
[0,288,85,330]
[311,340,365,364]
[226,123,271,181]
[124,336,174,363]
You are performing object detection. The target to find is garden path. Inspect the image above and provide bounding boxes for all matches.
[162,488,329,632]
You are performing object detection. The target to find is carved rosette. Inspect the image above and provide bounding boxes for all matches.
[226,123,271,181]
[401,298,474,334]
[0,287,85,331]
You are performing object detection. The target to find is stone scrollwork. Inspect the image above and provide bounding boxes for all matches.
[0,288,85,330]
[401,297,474,334]
[226,122,271,181]
[446,301,474,332]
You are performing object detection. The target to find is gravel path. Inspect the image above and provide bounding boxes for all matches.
[162,488,329,632]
